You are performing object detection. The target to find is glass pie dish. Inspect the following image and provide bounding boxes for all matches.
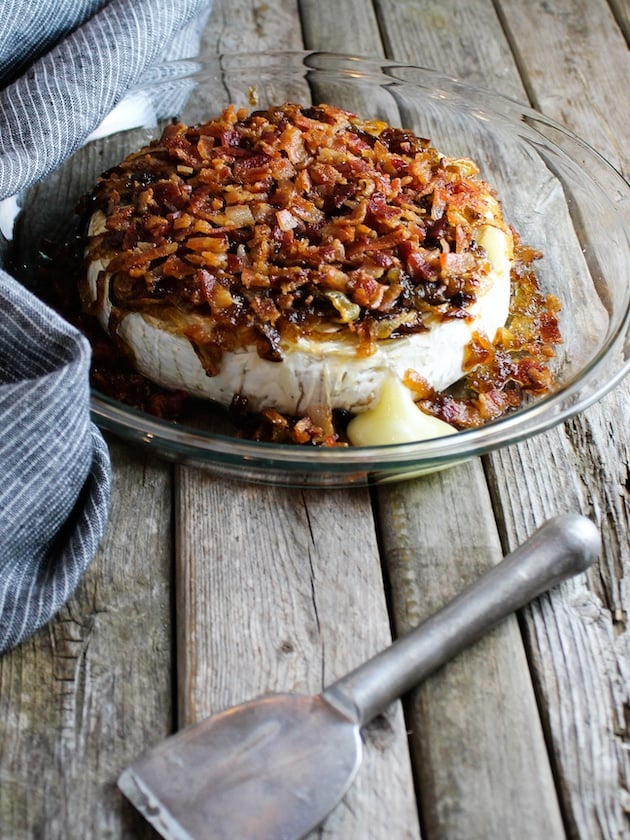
[11,51,630,486]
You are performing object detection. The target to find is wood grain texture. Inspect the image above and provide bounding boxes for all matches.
[376,461,565,840]
[1,2,627,838]
[299,1,567,837]
[375,0,526,99]
[299,0,384,57]
[201,0,304,52]
[175,470,421,839]
[175,3,420,838]
[486,399,630,840]
[0,441,173,839]
[497,0,629,179]
[487,1,630,836]
[608,0,630,42]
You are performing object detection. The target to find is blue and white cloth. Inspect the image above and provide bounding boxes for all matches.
[0,0,213,653]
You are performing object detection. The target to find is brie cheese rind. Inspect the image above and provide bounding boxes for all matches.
[82,102,516,440]
[86,217,512,417]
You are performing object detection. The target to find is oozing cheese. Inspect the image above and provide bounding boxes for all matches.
[86,213,512,443]
[346,373,456,445]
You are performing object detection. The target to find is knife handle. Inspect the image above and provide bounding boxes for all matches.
[322,513,599,726]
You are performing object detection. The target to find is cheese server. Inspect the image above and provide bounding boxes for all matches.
[118,513,599,840]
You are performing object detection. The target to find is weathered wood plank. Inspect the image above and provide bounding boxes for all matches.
[299,0,384,57]
[486,386,630,840]
[2,125,180,837]
[174,2,420,838]
[497,0,629,179]
[201,0,304,52]
[0,440,173,839]
[608,0,630,42]
[299,1,568,838]
[375,0,630,836]
[175,471,421,839]
[374,0,526,99]
[487,2,630,837]
[377,461,566,839]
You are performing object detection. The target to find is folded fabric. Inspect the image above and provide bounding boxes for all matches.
[0,0,213,201]
[0,275,110,650]
[0,0,214,653]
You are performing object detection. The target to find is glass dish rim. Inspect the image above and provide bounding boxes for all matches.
[75,50,630,469]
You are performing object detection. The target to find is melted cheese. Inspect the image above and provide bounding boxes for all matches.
[346,374,455,445]
[86,214,512,443]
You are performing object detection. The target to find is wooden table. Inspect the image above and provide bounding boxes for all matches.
[1,1,629,838]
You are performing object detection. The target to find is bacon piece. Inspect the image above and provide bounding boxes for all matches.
[83,102,561,442]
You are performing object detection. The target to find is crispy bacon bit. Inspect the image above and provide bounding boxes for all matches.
[85,103,513,362]
[411,244,562,431]
[463,331,494,371]
[79,102,562,444]
[275,208,299,231]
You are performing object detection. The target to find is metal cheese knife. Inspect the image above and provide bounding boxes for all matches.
[118,513,599,840]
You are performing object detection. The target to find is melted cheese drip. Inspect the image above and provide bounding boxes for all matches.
[348,223,512,445]
[346,374,455,445]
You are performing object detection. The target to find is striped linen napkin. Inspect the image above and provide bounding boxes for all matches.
[0,0,213,653]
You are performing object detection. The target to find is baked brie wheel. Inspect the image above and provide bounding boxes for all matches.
[82,103,515,444]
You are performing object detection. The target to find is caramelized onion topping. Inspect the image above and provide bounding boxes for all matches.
[73,103,562,445]
[85,103,512,361]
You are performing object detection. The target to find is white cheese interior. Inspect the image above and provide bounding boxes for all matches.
[86,213,512,441]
